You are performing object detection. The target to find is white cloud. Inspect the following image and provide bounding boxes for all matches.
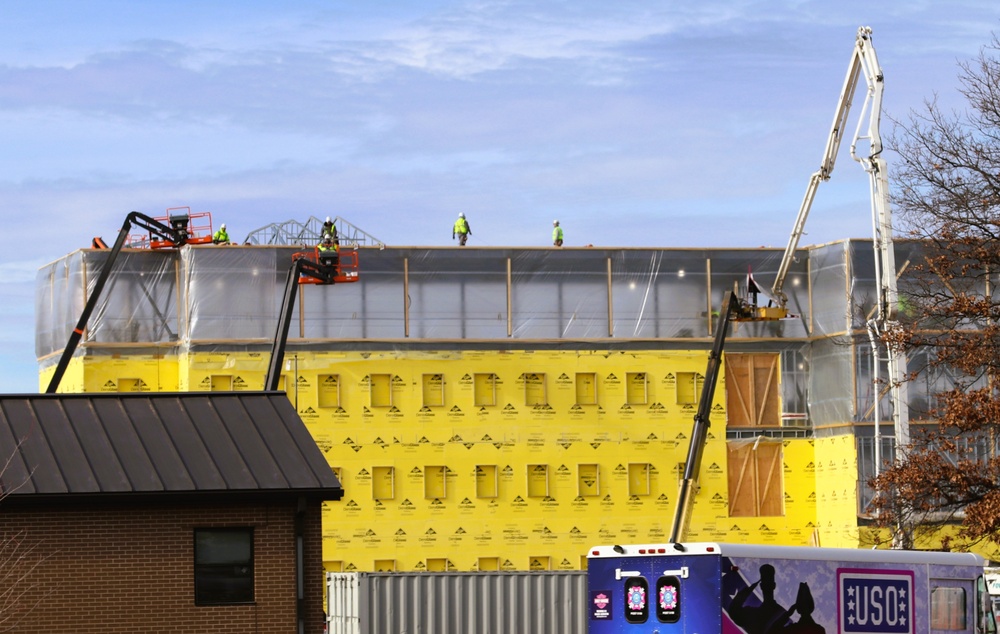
[0,0,998,391]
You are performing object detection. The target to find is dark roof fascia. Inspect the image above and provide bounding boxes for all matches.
[0,487,343,509]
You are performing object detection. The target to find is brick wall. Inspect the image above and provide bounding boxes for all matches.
[0,498,325,634]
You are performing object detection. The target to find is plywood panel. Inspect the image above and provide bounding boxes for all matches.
[725,354,780,427]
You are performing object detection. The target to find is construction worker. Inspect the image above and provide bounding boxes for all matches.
[453,212,471,246]
[321,216,339,244]
[552,220,563,247]
[213,223,230,245]
[318,233,339,268]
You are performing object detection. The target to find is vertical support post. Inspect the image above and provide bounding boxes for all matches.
[706,258,713,335]
[404,258,410,338]
[607,257,613,337]
[295,496,306,634]
[506,258,512,338]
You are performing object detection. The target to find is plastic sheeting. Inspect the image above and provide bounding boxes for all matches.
[36,241,912,428]
[184,247,290,341]
[812,239,937,427]
[38,245,817,351]
[35,248,178,354]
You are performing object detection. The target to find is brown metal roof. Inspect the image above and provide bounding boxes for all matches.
[0,392,342,500]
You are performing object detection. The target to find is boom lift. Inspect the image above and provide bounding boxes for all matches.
[669,290,754,543]
[264,247,359,392]
[46,210,215,393]
[669,27,909,543]
[144,207,216,249]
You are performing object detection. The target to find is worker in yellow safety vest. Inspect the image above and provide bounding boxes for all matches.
[321,216,339,244]
[213,224,230,245]
[318,234,339,268]
[452,212,471,246]
[552,220,563,247]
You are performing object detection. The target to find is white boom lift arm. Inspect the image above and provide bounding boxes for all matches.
[773,24,909,490]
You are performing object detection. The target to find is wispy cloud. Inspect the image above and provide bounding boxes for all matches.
[0,0,997,393]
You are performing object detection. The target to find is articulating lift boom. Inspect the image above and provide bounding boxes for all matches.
[49,213,357,397]
[46,211,206,394]
[669,291,753,543]
[264,248,359,392]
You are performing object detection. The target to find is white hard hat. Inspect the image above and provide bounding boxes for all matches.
[326,216,331,223]
[221,223,226,230]
[459,212,465,218]
[553,219,559,225]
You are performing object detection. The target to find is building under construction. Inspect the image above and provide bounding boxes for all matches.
[35,221,942,572]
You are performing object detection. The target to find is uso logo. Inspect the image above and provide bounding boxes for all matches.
[837,569,914,634]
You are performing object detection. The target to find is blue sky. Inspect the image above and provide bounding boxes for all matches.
[2,1,998,392]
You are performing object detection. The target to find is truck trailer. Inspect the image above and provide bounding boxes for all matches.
[587,542,993,634]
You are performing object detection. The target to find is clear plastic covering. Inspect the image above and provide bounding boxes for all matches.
[35,249,178,353]
[184,247,289,341]
[36,240,912,429]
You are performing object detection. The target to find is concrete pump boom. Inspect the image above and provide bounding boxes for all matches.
[774,27,876,304]
[669,27,910,545]
[772,25,908,457]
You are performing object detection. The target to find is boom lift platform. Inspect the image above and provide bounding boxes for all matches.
[145,207,216,249]
[264,246,359,392]
[293,247,359,285]
[47,209,213,393]
[93,207,216,250]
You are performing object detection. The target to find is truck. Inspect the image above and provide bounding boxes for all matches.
[985,569,1000,631]
[587,542,994,634]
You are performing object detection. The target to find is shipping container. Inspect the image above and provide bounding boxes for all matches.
[327,571,586,633]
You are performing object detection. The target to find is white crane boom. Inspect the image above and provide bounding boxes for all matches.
[769,25,910,535]
[671,27,910,546]
[773,27,878,305]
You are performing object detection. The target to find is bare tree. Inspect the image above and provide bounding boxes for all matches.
[0,442,45,631]
[870,34,1000,548]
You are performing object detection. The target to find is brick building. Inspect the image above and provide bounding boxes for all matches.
[0,392,342,633]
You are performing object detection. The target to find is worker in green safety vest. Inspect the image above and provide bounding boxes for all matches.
[213,224,230,245]
[552,220,563,247]
[318,234,339,268]
[453,212,471,246]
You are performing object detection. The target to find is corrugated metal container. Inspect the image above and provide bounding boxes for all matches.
[327,571,587,634]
